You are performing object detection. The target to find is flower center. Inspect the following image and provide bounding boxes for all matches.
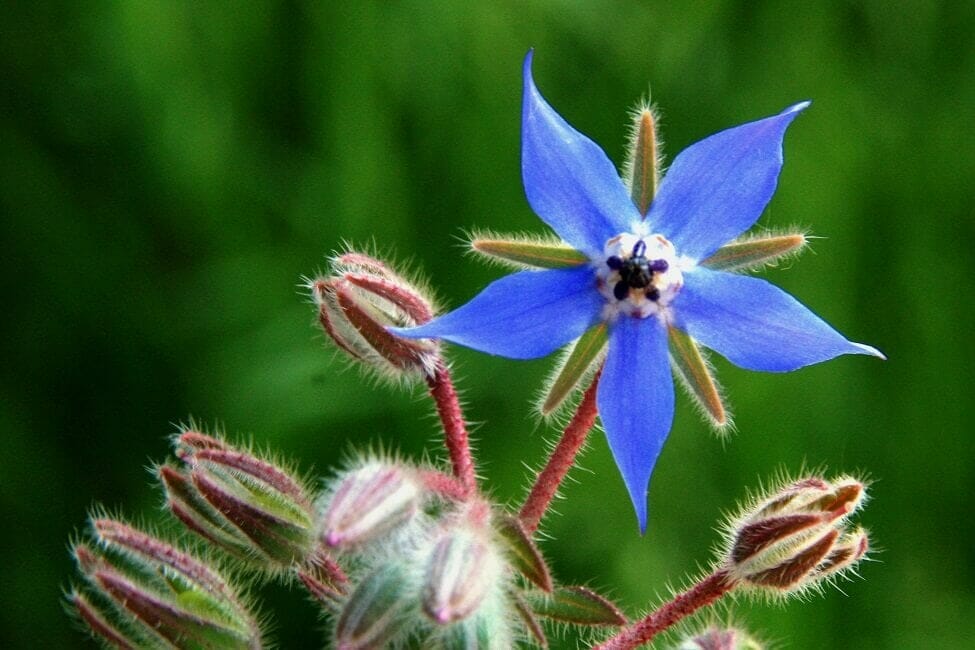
[597,233,683,318]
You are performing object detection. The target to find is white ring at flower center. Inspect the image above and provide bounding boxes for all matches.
[597,233,683,319]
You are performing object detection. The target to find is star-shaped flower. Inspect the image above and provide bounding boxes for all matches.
[397,52,883,531]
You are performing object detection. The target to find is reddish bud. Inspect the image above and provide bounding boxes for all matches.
[162,430,316,569]
[723,475,870,594]
[296,547,349,611]
[69,517,262,649]
[308,250,439,380]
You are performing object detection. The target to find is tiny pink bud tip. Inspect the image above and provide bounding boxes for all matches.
[433,608,451,625]
[325,532,343,548]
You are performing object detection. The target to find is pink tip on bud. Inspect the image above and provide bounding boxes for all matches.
[723,474,870,594]
[320,461,423,549]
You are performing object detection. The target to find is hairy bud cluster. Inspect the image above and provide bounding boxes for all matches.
[159,429,317,570]
[722,475,869,594]
[677,625,763,650]
[309,251,440,380]
[68,518,263,649]
[316,463,515,649]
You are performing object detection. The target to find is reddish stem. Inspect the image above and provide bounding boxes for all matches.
[519,371,601,533]
[426,359,477,497]
[421,470,470,501]
[592,571,735,650]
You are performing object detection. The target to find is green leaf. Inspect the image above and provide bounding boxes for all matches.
[527,586,626,626]
[700,233,806,272]
[512,592,548,648]
[541,324,607,416]
[624,108,660,216]
[494,515,552,592]
[471,236,588,269]
[668,326,729,430]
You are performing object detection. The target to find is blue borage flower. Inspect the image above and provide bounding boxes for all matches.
[397,52,883,532]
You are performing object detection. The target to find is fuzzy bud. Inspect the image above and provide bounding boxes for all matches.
[309,251,439,379]
[422,525,503,625]
[677,626,763,650]
[161,429,316,569]
[321,461,424,548]
[433,608,515,650]
[335,564,414,650]
[68,517,262,649]
[724,475,869,593]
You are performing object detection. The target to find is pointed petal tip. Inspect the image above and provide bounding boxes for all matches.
[784,100,812,115]
[628,490,648,535]
[853,342,886,361]
[523,49,535,82]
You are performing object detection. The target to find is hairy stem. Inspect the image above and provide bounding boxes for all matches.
[420,470,470,501]
[519,371,601,532]
[593,570,735,649]
[426,359,477,497]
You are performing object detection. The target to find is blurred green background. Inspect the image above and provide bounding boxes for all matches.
[2,1,973,647]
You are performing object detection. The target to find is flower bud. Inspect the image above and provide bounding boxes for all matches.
[422,526,503,625]
[161,429,316,569]
[335,564,414,650]
[69,517,262,649]
[677,626,763,650]
[296,546,349,611]
[320,460,424,549]
[432,606,515,650]
[723,475,869,593]
[308,251,439,380]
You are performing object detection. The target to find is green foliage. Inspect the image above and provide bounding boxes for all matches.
[3,1,974,647]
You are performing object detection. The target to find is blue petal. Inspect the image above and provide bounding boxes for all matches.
[394,265,603,360]
[598,315,674,533]
[522,51,639,258]
[674,267,885,372]
[647,102,810,261]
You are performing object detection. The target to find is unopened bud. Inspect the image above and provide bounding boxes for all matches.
[321,461,423,548]
[433,606,515,650]
[69,517,262,649]
[335,564,414,650]
[422,526,503,625]
[812,526,870,581]
[308,251,439,379]
[724,475,869,593]
[677,626,763,650]
[161,430,316,569]
[296,546,349,611]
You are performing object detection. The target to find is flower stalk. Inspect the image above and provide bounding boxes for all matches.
[593,570,735,650]
[427,358,478,497]
[520,371,601,532]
